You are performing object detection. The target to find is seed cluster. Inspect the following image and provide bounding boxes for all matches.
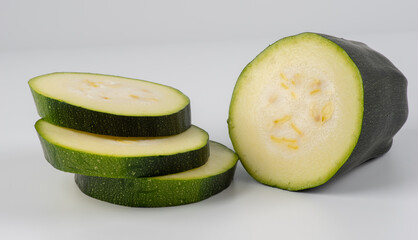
[80,79,159,102]
[270,73,335,150]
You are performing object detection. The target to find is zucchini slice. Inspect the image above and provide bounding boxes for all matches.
[75,141,238,207]
[35,119,209,178]
[228,33,408,191]
[29,72,191,137]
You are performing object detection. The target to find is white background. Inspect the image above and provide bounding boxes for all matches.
[1,0,417,239]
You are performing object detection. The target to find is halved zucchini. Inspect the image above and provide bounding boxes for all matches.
[228,33,408,191]
[75,141,238,207]
[29,72,191,137]
[35,119,209,178]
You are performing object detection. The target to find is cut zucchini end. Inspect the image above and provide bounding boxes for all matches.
[75,141,239,207]
[229,32,364,190]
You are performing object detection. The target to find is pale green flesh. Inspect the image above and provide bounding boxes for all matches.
[229,33,363,190]
[36,120,208,157]
[155,141,238,180]
[29,72,189,116]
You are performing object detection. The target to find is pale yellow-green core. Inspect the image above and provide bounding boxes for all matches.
[36,120,208,157]
[29,73,189,116]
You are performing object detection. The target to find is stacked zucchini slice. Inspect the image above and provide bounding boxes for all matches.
[30,72,238,207]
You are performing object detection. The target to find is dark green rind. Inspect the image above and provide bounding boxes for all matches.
[317,33,408,178]
[74,143,238,207]
[29,73,191,137]
[74,167,236,207]
[36,125,209,178]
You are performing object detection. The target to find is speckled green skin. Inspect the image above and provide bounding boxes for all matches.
[317,33,408,177]
[75,166,236,207]
[36,128,209,178]
[29,85,191,137]
[74,142,238,207]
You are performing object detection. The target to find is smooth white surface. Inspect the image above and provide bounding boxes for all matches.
[1,0,417,51]
[1,1,418,239]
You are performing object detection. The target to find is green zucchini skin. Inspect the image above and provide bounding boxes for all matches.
[30,88,191,137]
[318,33,408,177]
[74,142,238,207]
[37,128,209,178]
[74,167,236,207]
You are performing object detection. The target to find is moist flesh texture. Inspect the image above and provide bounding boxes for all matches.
[229,32,408,190]
[29,72,191,136]
[36,119,209,178]
[29,72,189,116]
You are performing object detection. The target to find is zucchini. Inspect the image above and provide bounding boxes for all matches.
[29,72,191,137]
[35,119,209,178]
[228,32,408,191]
[75,141,238,207]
